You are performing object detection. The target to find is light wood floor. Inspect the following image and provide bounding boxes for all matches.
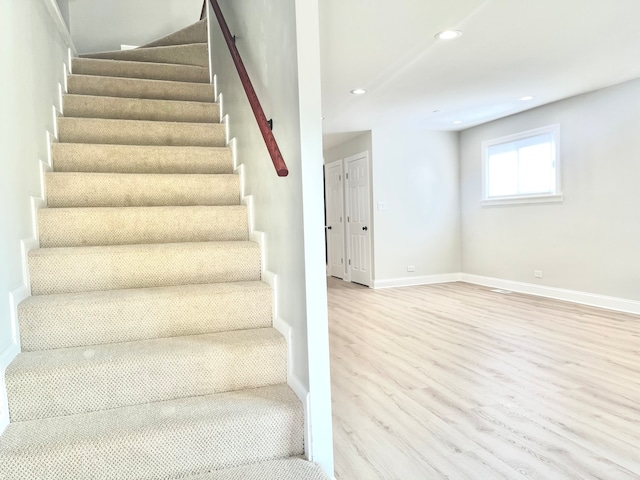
[327,278,640,480]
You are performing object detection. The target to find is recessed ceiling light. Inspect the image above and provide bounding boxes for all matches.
[350,88,366,95]
[435,30,462,40]
[519,95,535,101]
[452,120,463,125]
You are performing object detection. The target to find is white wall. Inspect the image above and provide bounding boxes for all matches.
[0,0,75,432]
[371,129,461,286]
[323,131,372,165]
[207,0,333,473]
[69,0,202,54]
[460,78,640,302]
[323,129,461,288]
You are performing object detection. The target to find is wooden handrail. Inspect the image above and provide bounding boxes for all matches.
[201,0,289,177]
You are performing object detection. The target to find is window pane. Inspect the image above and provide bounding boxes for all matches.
[488,150,518,197]
[518,143,553,194]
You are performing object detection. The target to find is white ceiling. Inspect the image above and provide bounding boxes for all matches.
[319,0,640,149]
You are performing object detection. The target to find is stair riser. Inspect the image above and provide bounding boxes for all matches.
[57,118,226,147]
[18,283,273,351]
[7,332,287,421]
[38,206,248,248]
[52,144,233,174]
[71,58,210,83]
[0,387,304,480]
[28,243,261,295]
[68,74,215,102]
[63,95,220,123]
[46,173,239,208]
[83,43,209,67]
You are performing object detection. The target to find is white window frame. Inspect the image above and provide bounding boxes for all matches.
[481,124,563,206]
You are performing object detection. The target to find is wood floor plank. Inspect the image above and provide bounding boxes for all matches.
[328,278,640,479]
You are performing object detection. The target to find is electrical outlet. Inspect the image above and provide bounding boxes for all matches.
[377,201,387,211]
[534,270,543,278]
[407,266,416,272]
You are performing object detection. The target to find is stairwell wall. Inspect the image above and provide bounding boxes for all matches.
[206,0,334,474]
[0,0,75,432]
[68,0,202,54]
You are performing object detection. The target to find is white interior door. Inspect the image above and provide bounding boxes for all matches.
[346,153,371,286]
[325,160,345,278]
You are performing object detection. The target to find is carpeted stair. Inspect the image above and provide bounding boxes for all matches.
[0,18,329,480]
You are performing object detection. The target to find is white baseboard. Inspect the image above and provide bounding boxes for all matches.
[0,284,28,434]
[372,273,462,289]
[461,274,640,316]
[0,341,19,435]
[371,272,640,316]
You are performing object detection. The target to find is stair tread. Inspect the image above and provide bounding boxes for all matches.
[71,57,210,83]
[7,328,286,421]
[38,205,249,247]
[64,93,218,108]
[187,458,330,480]
[19,280,270,309]
[67,74,215,102]
[63,94,220,123]
[29,240,259,258]
[28,241,262,295]
[0,384,304,479]
[51,143,232,174]
[46,172,240,208]
[67,74,215,95]
[9,327,283,373]
[81,43,209,67]
[19,281,273,351]
[57,117,226,147]
[58,116,221,128]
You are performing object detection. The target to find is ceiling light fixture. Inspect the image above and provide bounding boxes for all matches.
[350,88,367,95]
[435,30,462,40]
[519,95,535,101]
[452,120,463,125]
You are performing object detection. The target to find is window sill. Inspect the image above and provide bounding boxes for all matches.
[481,193,564,207]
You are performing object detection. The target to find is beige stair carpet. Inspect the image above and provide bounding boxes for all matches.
[57,117,226,147]
[7,328,287,421]
[0,17,330,480]
[83,43,209,67]
[63,94,220,123]
[72,57,211,83]
[52,143,233,174]
[28,241,262,295]
[38,205,249,247]
[46,172,239,207]
[67,74,215,101]
[18,282,273,351]
[0,385,304,480]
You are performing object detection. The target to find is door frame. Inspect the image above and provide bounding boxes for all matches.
[344,151,372,287]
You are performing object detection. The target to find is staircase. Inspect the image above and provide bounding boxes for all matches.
[0,19,329,480]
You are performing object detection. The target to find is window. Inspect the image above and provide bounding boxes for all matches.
[482,125,562,205]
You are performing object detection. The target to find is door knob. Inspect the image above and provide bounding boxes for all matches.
[362,226,368,231]
[327,226,332,230]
